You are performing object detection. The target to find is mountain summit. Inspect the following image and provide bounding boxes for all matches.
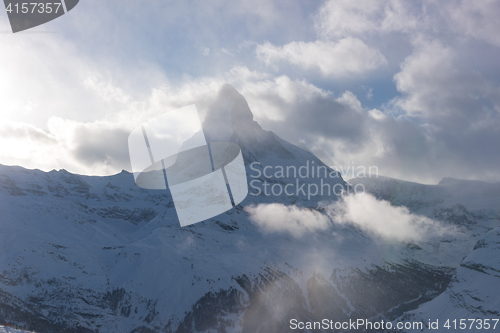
[202,84,347,202]
[202,83,290,163]
[202,83,255,142]
[203,84,340,166]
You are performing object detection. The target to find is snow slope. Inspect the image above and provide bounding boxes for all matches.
[0,326,31,333]
[351,176,500,332]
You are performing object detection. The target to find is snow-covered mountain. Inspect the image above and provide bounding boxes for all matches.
[350,176,500,331]
[0,86,498,332]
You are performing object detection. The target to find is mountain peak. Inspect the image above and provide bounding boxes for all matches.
[202,84,342,167]
[202,84,256,142]
[214,83,254,124]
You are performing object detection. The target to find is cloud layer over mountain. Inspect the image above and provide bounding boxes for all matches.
[246,193,455,242]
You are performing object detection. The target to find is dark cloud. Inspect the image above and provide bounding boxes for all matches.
[71,125,131,171]
[257,95,369,146]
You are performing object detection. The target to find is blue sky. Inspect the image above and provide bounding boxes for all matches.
[1,0,500,184]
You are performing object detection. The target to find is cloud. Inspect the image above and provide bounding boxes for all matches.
[47,118,132,173]
[446,0,500,47]
[2,54,498,185]
[325,193,453,242]
[0,121,64,173]
[45,0,320,78]
[315,0,422,39]
[392,39,490,117]
[0,119,132,175]
[336,91,363,113]
[237,74,330,122]
[314,0,500,46]
[83,73,131,104]
[249,32,500,184]
[0,122,57,144]
[245,203,331,238]
[0,58,333,175]
[236,75,370,148]
[369,109,386,120]
[245,194,454,242]
[256,38,387,76]
[227,64,499,184]
[383,38,500,182]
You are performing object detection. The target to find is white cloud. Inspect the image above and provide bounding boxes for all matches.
[369,109,386,120]
[201,47,210,56]
[0,118,131,175]
[0,121,66,172]
[245,194,454,242]
[256,38,387,77]
[83,73,130,104]
[393,38,493,117]
[447,0,500,47]
[336,91,363,113]
[228,66,271,81]
[393,39,456,117]
[245,203,331,238]
[315,0,421,39]
[315,0,500,50]
[325,193,453,242]
[236,74,331,122]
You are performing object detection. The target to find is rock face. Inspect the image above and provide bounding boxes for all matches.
[0,86,498,332]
